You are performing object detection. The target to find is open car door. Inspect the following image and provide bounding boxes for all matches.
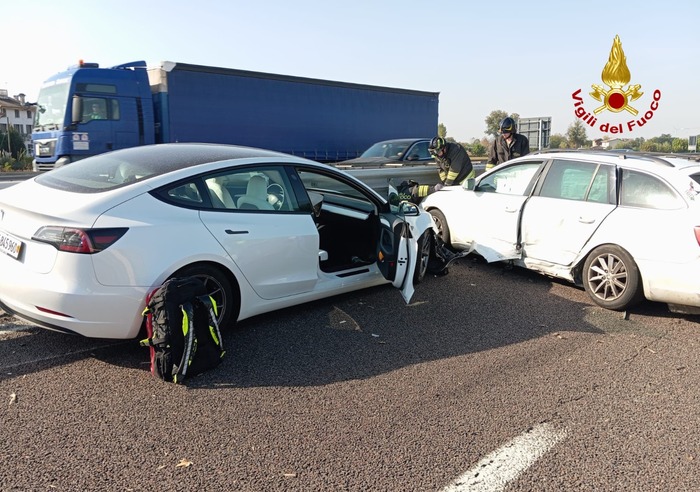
[379,185,433,303]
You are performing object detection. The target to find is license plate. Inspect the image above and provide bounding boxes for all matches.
[0,230,23,259]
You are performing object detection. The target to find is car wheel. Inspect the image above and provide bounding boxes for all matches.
[428,208,450,245]
[173,264,238,330]
[413,230,433,285]
[583,245,643,311]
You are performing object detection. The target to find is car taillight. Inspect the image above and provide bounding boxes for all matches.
[695,226,700,247]
[33,227,128,254]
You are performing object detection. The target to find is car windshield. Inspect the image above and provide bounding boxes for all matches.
[360,141,413,160]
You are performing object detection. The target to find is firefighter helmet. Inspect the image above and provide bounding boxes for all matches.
[499,117,516,134]
[429,136,446,155]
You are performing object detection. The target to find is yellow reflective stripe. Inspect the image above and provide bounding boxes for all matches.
[466,169,476,179]
[446,170,459,181]
[209,325,220,346]
[418,185,431,197]
[438,170,447,181]
[181,308,189,336]
[485,163,495,170]
[209,296,219,316]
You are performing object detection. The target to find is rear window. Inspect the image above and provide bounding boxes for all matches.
[35,153,160,193]
[34,144,267,193]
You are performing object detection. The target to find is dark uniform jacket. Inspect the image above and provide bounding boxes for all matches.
[436,142,474,185]
[487,133,530,168]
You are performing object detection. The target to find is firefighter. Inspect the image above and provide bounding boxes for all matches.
[399,137,474,204]
[486,117,529,170]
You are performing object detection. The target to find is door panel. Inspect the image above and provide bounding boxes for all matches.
[200,210,319,300]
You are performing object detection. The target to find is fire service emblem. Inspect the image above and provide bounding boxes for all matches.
[571,35,661,135]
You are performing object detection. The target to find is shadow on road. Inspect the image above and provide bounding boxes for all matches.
[2,258,696,387]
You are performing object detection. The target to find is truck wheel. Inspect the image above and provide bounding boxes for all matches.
[582,245,643,311]
[173,264,238,330]
[428,208,450,245]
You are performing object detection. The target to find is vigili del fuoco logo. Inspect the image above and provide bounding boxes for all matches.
[571,35,661,135]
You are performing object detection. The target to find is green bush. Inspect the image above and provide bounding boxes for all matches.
[0,150,32,171]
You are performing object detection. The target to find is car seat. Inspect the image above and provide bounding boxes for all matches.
[207,177,236,209]
[237,175,274,210]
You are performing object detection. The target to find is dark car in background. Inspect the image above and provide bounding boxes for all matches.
[337,138,434,167]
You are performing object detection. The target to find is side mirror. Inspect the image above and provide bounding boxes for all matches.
[399,201,420,217]
[463,178,475,191]
[71,96,84,125]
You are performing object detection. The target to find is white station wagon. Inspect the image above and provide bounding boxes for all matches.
[422,150,700,313]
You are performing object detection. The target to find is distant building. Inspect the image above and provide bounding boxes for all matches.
[0,89,36,154]
[602,138,623,149]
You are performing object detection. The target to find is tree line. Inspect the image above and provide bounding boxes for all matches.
[440,110,693,157]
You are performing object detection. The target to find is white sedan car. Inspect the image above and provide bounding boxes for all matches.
[0,143,434,339]
[422,150,700,313]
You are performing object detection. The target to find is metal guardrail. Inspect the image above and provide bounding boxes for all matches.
[344,161,487,196]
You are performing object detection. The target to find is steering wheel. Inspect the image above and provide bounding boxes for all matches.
[267,183,285,210]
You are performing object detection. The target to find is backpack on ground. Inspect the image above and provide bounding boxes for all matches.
[140,276,225,383]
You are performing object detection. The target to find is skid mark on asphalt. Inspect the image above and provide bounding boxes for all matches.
[441,423,567,492]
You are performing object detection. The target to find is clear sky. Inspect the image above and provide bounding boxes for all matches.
[3,0,698,142]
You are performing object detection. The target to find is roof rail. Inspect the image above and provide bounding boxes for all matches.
[530,148,700,167]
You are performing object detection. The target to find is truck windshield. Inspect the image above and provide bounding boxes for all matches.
[34,83,69,131]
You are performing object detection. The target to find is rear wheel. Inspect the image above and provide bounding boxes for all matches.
[583,245,643,311]
[413,230,433,284]
[173,264,238,330]
[428,208,450,245]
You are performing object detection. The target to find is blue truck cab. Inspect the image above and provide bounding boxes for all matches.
[32,61,155,171]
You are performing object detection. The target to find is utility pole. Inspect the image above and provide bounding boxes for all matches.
[0,107,8,156]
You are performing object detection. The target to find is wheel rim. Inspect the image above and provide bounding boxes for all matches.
[431,214,445,239]
[587,253,628,302]
[418,233,431,277]
[193,273,227,323]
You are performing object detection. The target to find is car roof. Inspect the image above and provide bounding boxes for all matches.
[526,149,700,176]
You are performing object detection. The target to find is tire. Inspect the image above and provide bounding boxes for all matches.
[582,245,643,311]
[173,264,238,330]
[428,208,450,245]
[413,230,433,285]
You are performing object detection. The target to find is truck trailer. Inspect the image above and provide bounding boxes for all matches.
[31,60,439,171]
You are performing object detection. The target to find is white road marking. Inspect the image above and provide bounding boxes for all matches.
[441,423,567,492]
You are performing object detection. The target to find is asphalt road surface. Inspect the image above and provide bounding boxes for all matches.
[1,257,699,491]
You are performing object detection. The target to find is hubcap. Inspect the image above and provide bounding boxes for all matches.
[588,253,627,301]
[194,274,227,322]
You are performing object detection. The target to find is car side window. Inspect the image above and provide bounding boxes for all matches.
[406,141,431,161]
[166,182,203,205]
[476,162,542,195]
[201,167,298,212]
[539,159,614,204]
[620,169,683,210]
